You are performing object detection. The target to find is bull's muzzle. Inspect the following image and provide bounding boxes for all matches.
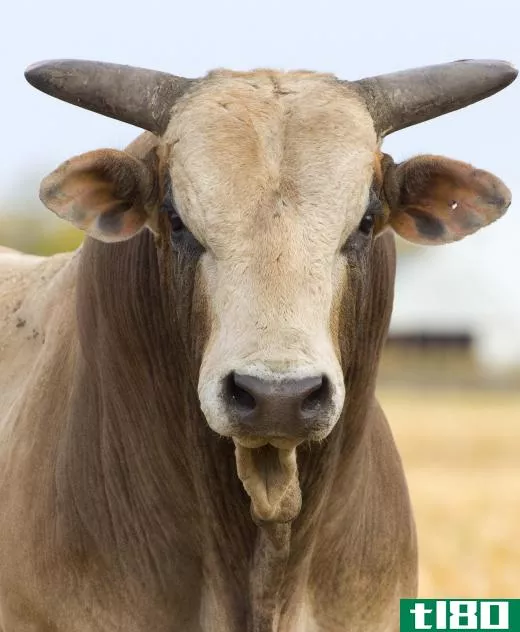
[222,372,333,443]
[201,367,343,522]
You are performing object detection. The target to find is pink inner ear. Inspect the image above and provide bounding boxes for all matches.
[389,157,511,245]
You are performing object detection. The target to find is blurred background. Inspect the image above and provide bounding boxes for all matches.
[1,0,518,598]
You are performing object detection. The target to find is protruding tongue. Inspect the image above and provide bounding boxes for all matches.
[234,441,302,523]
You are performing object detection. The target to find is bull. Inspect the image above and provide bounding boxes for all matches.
[0,58,516,632]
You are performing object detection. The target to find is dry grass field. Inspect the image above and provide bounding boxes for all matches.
[378,387,520,597]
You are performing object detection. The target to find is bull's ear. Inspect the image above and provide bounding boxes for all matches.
[40,149,157,242]
[384,154,511,245]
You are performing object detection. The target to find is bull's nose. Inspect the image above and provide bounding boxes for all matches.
[223,372,332,438]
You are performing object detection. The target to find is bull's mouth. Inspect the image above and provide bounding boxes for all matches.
[233,438,302,524]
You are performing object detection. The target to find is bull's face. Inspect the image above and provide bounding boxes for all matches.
[166,74,377,448]
[31,61,515,521]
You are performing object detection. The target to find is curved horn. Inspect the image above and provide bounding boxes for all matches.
[351,59,517,136]
[25,59,195,135]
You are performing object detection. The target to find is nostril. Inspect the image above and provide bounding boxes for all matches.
[301,374,330,414]
[225,372,257,412]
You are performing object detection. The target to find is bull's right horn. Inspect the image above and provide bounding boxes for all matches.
[25,59,195,135]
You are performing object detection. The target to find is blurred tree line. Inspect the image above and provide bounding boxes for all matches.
[0,214,83,255]
[0,170,83,255]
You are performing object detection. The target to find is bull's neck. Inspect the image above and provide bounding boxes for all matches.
[57,230,393,625]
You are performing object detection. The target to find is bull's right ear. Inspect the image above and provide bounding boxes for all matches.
[40,149,158,242]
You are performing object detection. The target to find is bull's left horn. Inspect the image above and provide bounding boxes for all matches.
[25,59,195,135]
[351,59,517,136]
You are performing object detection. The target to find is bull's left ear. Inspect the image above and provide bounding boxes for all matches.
[383,154,511,245]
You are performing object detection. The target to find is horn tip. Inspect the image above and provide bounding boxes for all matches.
[24,59,66,91]
[455,59,518,85]
[24,59,97,90]
[24,60,48,87]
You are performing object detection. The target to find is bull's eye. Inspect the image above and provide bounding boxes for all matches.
[161,195,183,230]
[358,212,376,236]
[357,189,383,237]
[160,189,203,254]
[168,206,185,233]
[342,189,382,254]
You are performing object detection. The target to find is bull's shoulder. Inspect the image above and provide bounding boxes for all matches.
[0,246,78,329]
[0,247,79,417]
[0,245,45,266]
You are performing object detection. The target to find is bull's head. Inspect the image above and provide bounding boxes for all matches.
[26,59,515,522]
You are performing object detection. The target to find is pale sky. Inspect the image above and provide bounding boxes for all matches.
[1,0,519,364]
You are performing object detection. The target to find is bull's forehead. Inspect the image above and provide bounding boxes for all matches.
[165,71,378,254]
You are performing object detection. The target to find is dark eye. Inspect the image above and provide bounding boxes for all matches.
[358,212,376,236]
[160,186,204,254]
[168,206,185,233]
[358,188,382,236]
[160,194,184,231]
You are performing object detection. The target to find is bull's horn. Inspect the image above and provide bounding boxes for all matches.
[351,59,517,136]
[24,59,195,135]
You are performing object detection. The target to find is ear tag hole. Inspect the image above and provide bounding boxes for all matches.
[450,201,458,210]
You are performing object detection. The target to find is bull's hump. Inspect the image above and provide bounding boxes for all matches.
[0,248,78,405]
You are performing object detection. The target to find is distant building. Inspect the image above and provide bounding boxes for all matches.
[389,240,520,372]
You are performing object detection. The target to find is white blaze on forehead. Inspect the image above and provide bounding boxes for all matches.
[164,71,377,436]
